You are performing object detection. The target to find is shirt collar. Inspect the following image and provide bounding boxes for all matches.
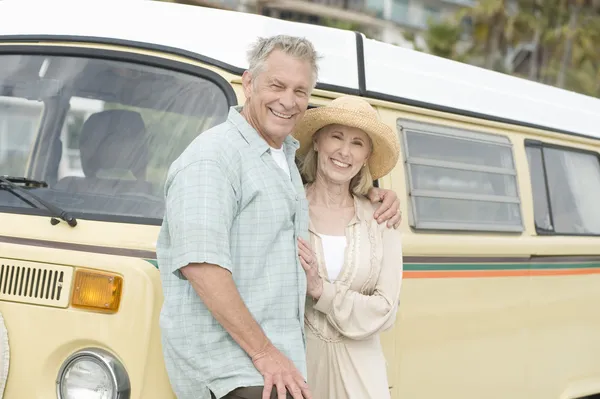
[228,106,299,156]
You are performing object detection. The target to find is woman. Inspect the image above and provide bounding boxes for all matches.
[293,95,403,399]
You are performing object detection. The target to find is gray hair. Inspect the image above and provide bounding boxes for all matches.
[246,35,321,88]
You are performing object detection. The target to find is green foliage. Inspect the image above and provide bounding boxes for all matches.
[320,17,364,32]
[421,0,600,98]
[424,20,468,61]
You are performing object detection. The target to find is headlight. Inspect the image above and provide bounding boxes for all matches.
[56,348,130,399]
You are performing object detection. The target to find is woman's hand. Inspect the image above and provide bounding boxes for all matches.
[298,237,323,300]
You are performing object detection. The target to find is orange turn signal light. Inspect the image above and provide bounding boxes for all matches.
[71,269,123,313]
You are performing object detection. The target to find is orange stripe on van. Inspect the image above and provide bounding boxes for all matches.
[404,268,600,279]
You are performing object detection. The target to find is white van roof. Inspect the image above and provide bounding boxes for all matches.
[0,0,599,140]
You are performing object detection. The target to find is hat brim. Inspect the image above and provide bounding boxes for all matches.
[293,107,400,180]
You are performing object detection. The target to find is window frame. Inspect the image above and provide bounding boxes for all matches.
[398,118,524,233]
[524,139,600,237]
[0,44,238,225]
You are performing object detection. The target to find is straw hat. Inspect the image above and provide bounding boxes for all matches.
[293,95,400,180]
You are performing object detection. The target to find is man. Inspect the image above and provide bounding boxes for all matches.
[157,35,402,399]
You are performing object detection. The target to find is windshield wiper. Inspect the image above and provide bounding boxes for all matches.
[0,176,48,188]
[0,175,77,227]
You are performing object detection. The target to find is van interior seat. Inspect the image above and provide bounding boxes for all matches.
[54,109,153,196]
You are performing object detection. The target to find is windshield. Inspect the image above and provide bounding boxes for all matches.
[0,53,232,223]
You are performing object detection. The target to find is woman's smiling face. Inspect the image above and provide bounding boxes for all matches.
[314,124,372,186]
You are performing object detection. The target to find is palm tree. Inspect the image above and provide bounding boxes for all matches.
[446,0,600,99]
[454,0,535,70]
[563,5,600,95]
[555,0,600,87]
[417,19,469,62]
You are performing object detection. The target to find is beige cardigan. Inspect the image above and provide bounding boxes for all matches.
[304,195,403,399]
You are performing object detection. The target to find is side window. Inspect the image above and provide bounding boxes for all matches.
[525,141,600,235]
[398,119,523,232]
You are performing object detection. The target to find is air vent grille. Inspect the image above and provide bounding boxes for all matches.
[0,260,72,308]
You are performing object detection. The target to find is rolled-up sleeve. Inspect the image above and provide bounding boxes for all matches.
[164,159,238,279]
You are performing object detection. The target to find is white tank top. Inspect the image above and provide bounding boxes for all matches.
[319,234,347,281]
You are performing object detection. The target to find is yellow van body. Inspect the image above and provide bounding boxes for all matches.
[1,1,600,399]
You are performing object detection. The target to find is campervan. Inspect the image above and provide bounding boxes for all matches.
[1,0,599,398]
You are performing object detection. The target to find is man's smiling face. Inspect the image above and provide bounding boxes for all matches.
[241,49,313,148]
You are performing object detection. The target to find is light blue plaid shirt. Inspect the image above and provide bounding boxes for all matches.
[157,106,309,399]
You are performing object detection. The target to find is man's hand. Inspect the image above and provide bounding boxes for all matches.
[181,264,311,399]
[252,344,312,399]
[367,187,401,229]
